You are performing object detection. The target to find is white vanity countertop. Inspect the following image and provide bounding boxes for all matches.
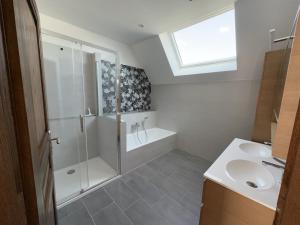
[204,138,284,211]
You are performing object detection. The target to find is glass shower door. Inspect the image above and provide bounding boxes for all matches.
[42,34,121,205]
[42,36,87,204]
[80,44,119,190]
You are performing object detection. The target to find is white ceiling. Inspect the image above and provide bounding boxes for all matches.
[36,0,235,45]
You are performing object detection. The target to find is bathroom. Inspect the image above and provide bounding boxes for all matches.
[1,0,300,225]
[37,0,300,223]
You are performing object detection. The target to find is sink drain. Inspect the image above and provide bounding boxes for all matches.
[246,181,258,188]
[67,169,75,175]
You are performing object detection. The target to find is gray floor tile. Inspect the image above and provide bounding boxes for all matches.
[57,200,85,220]
[166,150,211,173]
[82,188,113,215]
[149,172,186,202]
[58,150,207,225]
[58,207,95,225]
[125,199,171,225]
[104,179,139,210]
[147,155,177,176]
[169,171,201,194]
[184,190,202,208]
[172,150,212,173]
[176,192,201,218]
[93,203,133,225]
[134,164,160,181]
[153,195,198,225]
[122,171,164,205]
[175,165,204,185]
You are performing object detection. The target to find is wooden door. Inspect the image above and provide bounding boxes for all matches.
[0,0,56,225]
[0,6,28,225]
[274,100,300,225]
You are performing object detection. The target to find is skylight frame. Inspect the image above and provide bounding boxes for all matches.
[170,8,237,69]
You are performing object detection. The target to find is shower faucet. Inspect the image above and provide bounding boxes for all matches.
[131,122,140,132]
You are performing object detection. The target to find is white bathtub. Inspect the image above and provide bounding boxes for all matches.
[124,128,176,172]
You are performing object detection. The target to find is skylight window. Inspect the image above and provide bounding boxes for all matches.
[172,9,237,67]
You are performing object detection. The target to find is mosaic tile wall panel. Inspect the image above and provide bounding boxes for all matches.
[101,61,151,113]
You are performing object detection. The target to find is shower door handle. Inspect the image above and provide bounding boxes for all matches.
[80,115,84,132]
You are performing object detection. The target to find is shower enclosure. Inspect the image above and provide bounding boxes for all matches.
[42,33,120,205]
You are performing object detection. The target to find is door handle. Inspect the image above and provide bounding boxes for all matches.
[50,137,61,145]
[48,130,61,144]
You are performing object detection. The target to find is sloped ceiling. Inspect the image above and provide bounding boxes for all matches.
[35,0,235,45]
[132,0,300,84]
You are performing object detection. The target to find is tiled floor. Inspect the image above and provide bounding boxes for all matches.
[57,150,211,225]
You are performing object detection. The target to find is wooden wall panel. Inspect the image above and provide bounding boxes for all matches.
[252,50,284,143]
[273,17,300,159]
[274,100,300,225]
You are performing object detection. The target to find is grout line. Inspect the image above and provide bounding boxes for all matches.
[122,149,174,175]
[103,188,135,225]
[122,197,140,211]
[121,171,167,210]
[130,170,167,200]
[63,150,201,225]
[81,200,97,225]
[58,150,205,225]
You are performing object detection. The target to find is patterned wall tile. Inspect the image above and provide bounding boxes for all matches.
[101,61,151,113]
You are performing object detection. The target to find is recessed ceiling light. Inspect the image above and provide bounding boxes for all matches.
[138,24,145,28]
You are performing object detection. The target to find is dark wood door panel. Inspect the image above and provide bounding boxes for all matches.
[0,3,28,224]
[0,0,56,224]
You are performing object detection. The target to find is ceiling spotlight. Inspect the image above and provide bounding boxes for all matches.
[138,24,145,28]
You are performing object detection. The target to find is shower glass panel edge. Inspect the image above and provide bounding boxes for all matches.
[81,43,120,191]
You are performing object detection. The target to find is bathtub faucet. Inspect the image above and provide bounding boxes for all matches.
[131,122,140,132]
[133,122,143,144]
[141,117,148,141]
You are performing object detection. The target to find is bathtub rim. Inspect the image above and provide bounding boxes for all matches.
[126,127,176,152]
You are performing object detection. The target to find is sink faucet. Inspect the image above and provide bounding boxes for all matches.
[262,160,285,170]
[264,141,272,146]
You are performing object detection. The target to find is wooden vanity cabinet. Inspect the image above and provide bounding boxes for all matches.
[199,179,275,225]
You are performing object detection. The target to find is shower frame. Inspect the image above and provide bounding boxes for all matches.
[41,29,122,207]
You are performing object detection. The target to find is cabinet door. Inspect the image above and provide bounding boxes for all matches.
[200,180,274,225]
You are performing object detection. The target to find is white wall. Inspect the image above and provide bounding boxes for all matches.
[97,117,120,171]
[132,0,300,161]
[152,81,260,161]
[120,111,157,133]
[40,14,141,67]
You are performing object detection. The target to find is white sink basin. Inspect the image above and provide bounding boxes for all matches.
[226,159,275,190]
[239,143,271,158]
